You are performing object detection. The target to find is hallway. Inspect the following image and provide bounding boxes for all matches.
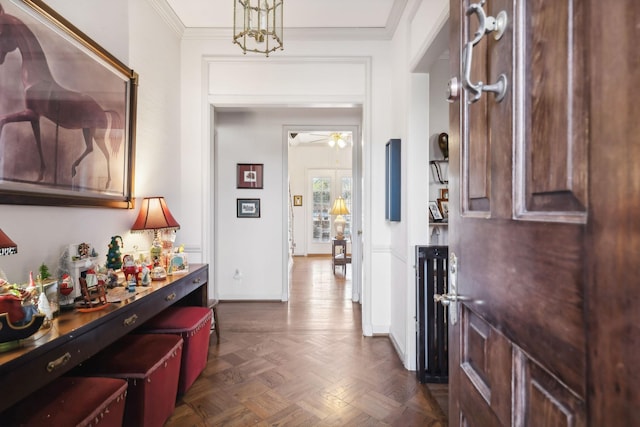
[166,256,448,426]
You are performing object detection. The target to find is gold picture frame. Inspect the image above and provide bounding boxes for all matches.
[0,0,138,208]
[437,198,449,219]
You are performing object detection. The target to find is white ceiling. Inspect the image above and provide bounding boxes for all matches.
[164,0,407,36]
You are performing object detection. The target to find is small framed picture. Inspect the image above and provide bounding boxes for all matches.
[429,201,443,221]
[237,198,261,218]
[440,188,449,200]
[237,164,264,189]
[293,195,303,206]
[169,253,189,274]
[437,198,449,219]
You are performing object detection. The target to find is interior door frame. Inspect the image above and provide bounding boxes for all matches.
[283,124,362,303]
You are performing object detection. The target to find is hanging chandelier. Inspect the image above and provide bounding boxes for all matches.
[233,0,284,57]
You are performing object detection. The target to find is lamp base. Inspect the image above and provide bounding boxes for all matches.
[334,215,347,241]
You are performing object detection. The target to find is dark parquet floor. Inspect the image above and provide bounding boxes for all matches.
[166,256,448,426]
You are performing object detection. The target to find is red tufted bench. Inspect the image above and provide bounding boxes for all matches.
[3,376,127,427]
[139,306,212,395]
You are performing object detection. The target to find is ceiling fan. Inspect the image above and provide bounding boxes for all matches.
[288,131,353,148]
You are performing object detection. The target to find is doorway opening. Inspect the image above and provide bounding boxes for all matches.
[285,126,361,303]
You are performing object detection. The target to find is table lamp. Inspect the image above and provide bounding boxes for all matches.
[0,228,18,282]
[329,197,350,240]
[131,197,180,277]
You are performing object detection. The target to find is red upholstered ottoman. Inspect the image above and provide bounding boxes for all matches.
[82,334,183,427]
[140,306,212,395]
[3,376,127,427]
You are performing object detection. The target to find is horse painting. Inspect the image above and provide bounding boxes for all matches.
[0,3,124,189]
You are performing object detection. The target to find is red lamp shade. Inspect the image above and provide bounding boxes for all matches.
[0,228,18,256]
[131,197,180,232]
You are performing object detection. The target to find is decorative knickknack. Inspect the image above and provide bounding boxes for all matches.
[106,236,124,271]
[438,132,449,160]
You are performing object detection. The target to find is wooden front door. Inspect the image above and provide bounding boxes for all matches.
[446,0,639,425]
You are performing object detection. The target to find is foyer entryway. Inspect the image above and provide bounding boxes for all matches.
[167,256,448,425]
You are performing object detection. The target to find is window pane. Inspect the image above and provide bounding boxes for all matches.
[312,177,331,242]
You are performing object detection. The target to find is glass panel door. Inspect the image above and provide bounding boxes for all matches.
[312,176,332,243]
[307,169,351,254]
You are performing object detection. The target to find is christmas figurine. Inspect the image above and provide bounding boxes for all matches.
[106,236,124,270]
[141,265,151,285]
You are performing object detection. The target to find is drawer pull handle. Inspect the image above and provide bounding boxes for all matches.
[46,352,71,373]
[165,293,176,302]
[192,277,201,284]
[123,314,138,327]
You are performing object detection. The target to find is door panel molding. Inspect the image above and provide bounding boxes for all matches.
[514,349,586,427]
[513,0,588,224]
[461,6,491,216]
[461,307,511,425]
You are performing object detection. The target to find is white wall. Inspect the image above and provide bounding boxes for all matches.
[1,0,182,283]
[215,110,284,300]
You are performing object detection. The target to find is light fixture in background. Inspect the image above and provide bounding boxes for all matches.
[329,197,350,240]
[233,0,284,57]
[288,132,353,149]
[131,197,180,278]
[0,228,18,282]
[328,133,349,149]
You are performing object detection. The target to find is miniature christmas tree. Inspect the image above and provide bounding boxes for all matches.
[38,262,51,282]
[106,236,124,270]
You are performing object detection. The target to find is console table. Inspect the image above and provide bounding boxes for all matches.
[0,264,208,413]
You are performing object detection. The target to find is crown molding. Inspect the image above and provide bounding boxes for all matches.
[146,0,185,37]
[386,0,409,36]
[152,0,408,42]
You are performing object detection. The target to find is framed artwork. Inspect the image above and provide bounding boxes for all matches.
[237,198,261,218]
[0,0,138,208]
[429,201,443,221]
[237,163,264,189]
[437,198,449,219]
[440,188,449,200]
[169,253,189,274]
[293,195,302,206]
[385,138,401,221]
